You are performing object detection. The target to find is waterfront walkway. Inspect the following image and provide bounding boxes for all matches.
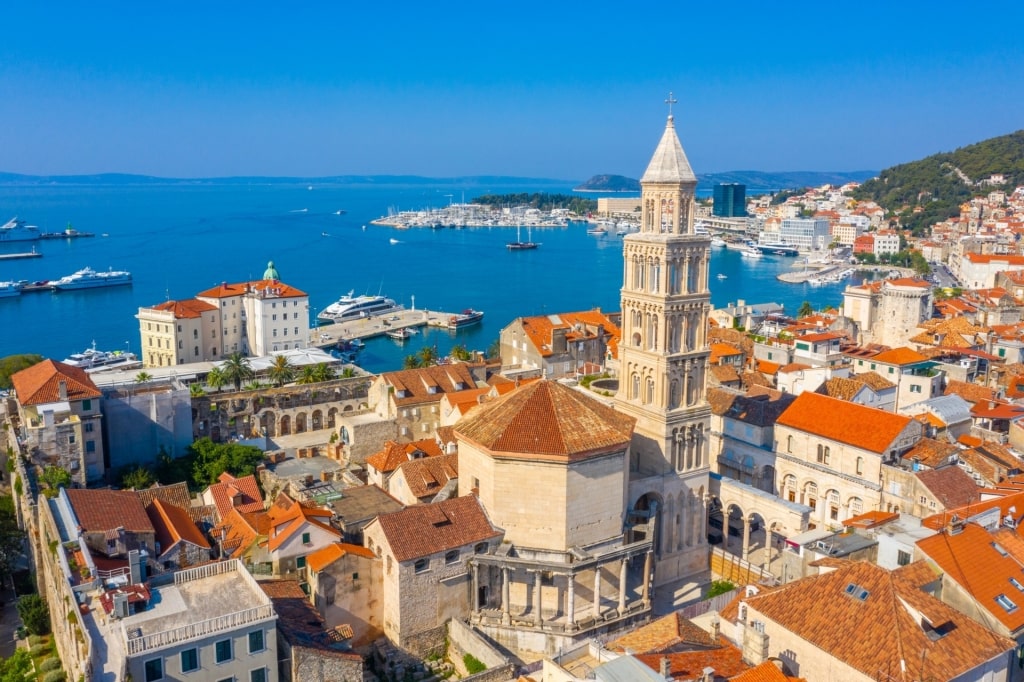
[308,308,463,348]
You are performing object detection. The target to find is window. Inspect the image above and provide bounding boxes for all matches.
[786,435,793,453]
[296,556,306,569]
[897,550,911,566]
[250,669,268,682]
[445,550,459,564]
[272,314,277,321]
[910,384,922,393]
[301,532,311,545]
[414,559,429,573]
[144,658,164,682]
[84,422,94,433]
[293,313,298,319]
[215,638,232,663]
[294,327,298,335]
[248,629,265,654]
[68,433,75,445]
[82,399,92,411]
[474,542,489,554]
[181,648,199,673]
[86,440,95,453]
[856,456,864,475]
[996,594,1018,613]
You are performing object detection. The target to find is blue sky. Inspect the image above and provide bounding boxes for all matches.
[3,2,1023,180]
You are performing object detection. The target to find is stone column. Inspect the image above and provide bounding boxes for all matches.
[593,567,602,619]
[618,558,628,614]
[642,551,653,606]
[472,562,480,612]
[502,566,511,625]
[534,571,543,627]
[566,573,576,630]
[742,517,752,562]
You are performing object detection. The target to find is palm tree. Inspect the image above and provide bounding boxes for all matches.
[221,352,254,391]
[797,301,814,318]
[311,362,336,383]
[340,367,357,379]
[134,371,153,383]
[403,355,422,370]
[268,355,295,387]
[206,366,227,393]
[417,345,438,367]
[189,383,206,398]
[450,344,473,362]
[297,365,318,385]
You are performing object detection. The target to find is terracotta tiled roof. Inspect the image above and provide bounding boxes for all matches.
[885,277,931,289]
[710,342,743,363]
[964,253,1024,264]
[454,380,635,463]
[944,379,997,405]
[380,363,478,407]
[901,437,959,468]
[816,376,870,401]
[66,489,154,533]
[709,364,741,384]
[918,523,1024,631]
[150,298,217,319]
[205,472,264,519]
[267,493,339,552]
[372,495,500,562]
[635,638,749,681]
[517,309,621,358]
[196,279,307,299]
[756,360,780,375]
[775,392,914,454]
[393,453,458,501]
[797,331,844,343]
[743,560,1016,680]
[707,387,795,427]
[777,362,811,374]
[842,510,901,529]
[258,579,361,657]
[730,661,806,682]
[11,359,102,406]
[915,466,981,510]
[218,508,269,558]
[855,371,895,391]
[870,347,929,366]
[147,498,210,552]
[305,542,376,573]
[607,612,714,653]
[366,438,444,475]
[134,482,192,512]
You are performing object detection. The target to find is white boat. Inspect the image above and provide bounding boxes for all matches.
[318,290,403,323]
[0,217,41,242]
[0,281,24,297]
[386,327,414,341]
[740,248,763,259]
[63,341,139,371]
[716,274,728,280]
[389,238,400,245]
[51,267,132,290]
[711,237,727,247]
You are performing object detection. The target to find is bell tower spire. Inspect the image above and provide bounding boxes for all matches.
[616,103,712,585]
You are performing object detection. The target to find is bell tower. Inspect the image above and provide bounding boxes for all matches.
[616,98,712,584]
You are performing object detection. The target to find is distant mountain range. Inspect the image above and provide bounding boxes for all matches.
[575,170,878,193]
[0,172,574,187]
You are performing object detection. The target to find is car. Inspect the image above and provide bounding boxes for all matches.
[389,315,400,321]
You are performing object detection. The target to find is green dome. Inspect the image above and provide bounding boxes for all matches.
[263,260,280,281]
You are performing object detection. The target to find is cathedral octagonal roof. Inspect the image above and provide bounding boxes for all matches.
[640,115,697,184]
[454,379,635,463]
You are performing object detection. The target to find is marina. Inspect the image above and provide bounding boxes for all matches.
[372,202,574,229]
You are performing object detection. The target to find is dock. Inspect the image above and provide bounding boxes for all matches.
[0,249,42,260]
[308,308,470,349]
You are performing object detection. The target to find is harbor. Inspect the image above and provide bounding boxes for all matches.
[0,248,41,260]
[371,202,575,229]
[309,307,482,350]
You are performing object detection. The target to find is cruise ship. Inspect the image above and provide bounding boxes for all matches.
[0,217,41,242]
[63,342,140,371]
[318,290,402,323]
[51,267,133,291]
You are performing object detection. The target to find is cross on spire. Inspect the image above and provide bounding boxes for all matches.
[665,91,678,118]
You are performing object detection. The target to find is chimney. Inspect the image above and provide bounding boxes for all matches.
[128,549,142,585]
[58,380,68,401]
[710,616,720,640]
[659,656,670,678]
[702,667,715,682]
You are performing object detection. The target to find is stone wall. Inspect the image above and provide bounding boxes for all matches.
[401,623,447,659]
[448,619,516,681]
[192,375,372,442]
[288,642,364,682]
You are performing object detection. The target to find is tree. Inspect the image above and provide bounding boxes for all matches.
[134,371,153,383]
[121,466,155,490]
[486,338,501,360]
[40,466,71,495]
[188,437,266,488]
[296,365,318,384]
[267,355,295,388]
[17,594,50,635]
[206,366,227,393]
[417,345,438,367]
[0,354,43,390]
[189,383,206,398]
[310,362,336,383]
[450,344,473,362]
[403,355,422,370]
[797,301,814,318]
[0,648,32,682]
[0,494,25,590]
[340,367,357,379]
[220,352,254,391]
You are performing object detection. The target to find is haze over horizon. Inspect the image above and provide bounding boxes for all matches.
[3,1,1022,180]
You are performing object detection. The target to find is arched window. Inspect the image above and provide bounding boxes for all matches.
[783,475,797,502]
[651,259,661,293]
[849,497,863,516]
[669,380,680,409]
[631,373,640,400]
[474,542,488,554]
[816,444,824,463]
[414,559,429,574]
[646,377,655,405]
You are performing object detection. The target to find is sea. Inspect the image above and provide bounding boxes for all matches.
[0,183,872,374]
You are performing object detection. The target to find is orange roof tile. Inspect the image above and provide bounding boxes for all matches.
[870,347,929,365]
[635,638,749,680]
[775,392,914,454]
[607,612,714,653]
[842,510,900,529]
[393,453,458,500]
[206,473,264,518]
[305,542,375,573]
[381,363,477,406]
[372,495,500,562]
[915,467,981,510]
[517,309,620,358]
[218,507,269,558]
[756,360,781,375]
[66,489,153,533]
[731,661,806,682]
[149,298,218,319]
[366,438,444,474]
[196,279,307,299]
[454,379,635,463]
[147,498,210,552]
[11,359,102,406]
[267,493,339,552]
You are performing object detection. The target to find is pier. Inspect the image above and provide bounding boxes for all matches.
[0,248,42,260]
[308,308,472,349]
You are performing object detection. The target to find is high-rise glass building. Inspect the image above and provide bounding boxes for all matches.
[712,183,746,217]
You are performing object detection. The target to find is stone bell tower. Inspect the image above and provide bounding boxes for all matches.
[615,99,712,584]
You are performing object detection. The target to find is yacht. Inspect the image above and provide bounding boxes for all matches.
[51,267,132,290]
[507,224,539,250]
[740,247,763,259]
[711,237,727,247]
[318,290,402,323]
[716,273,728,280]
[63,342,140,371]
[0,217,41,242]
[447,309,484,329]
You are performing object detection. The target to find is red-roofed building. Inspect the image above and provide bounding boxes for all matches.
[850,346,944,410]
[146,498,212,570]
[498,308,620,379]
[137,259,310,365]
[201,472,265,521]
[370,363,480,442]
[842,277,933,349]
[775,392,923,526]
[265,492,342,577]
[959,251,1024,289]
[305,542,383,646]
[10,359,106,483]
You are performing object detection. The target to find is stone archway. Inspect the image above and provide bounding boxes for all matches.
[327,407,338,428]
[295,412,307,434]
[260,411,276,438]
[280,414,291,436]
[632,492,664,557]
[311,409,323,431]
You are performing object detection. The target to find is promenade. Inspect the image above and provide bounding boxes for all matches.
[308,307,464,348]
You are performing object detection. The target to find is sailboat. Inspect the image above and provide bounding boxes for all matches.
[506,224,539,250]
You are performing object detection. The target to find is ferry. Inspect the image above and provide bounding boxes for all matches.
[51,267,132,290]
[0,281,25,297]
[0,217,41,242]
[318,291,402,323]
[63,342,140,371]
[755,242,800,256]
[447,309,484,330]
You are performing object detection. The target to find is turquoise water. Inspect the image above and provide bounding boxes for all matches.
[0,184,860,372]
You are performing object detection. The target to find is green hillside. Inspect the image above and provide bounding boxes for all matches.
[853,130,1024,235]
